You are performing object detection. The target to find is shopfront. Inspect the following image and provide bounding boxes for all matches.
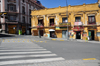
[73,22,84,39]
[8,25,17,34]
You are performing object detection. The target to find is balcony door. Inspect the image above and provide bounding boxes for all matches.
[8,4,16,12]
[50,19,54,26]
[75,17,81,22]
[88,16,96,24]
[62,17,67,23]
[38,19,44,26]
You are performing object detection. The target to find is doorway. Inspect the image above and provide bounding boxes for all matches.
[76,31,81,39]
[50,31,55,38]
[62,30,67,38]
[40,30,43,36]
[88,30,94,40]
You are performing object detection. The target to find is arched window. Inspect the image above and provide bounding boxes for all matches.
[7,4,16,12]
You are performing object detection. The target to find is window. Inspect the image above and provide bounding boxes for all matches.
[88,16,95,23]
[50,19,54,26]
[8,4,16,11]
[22,6,25,14]
[97,32,100,36]
[30,18,31,24]
[75,17,81,22]
[29,9,31,15]
[22,0,24,2]
[29,3,31,8]
[9,16,16,21]
[62,18,67,23]
[22,16,25,23]
[88,16,96,24]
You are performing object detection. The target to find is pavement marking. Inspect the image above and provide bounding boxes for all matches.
[0,51,51,55]
[0,54,57,59]
[36,41,39,42]
[0,49,47,51]
[40,41,43,42]
[23,41,24,42]
[83,58,96,60]
[0,57,64,66]
[8,41,9,42]
[52,39,56,40]
[60,40,64,41]
[13,41,15,42]
[18,41,20,42]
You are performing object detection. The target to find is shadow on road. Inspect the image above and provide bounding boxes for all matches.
[0,34,16,38]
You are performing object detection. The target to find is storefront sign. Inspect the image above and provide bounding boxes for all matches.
[73,26,84,31]
[74,22,83,26]
[59,22,71,27]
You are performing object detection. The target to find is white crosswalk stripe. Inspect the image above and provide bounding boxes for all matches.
[0,39,65,66]
[0,57,64,65]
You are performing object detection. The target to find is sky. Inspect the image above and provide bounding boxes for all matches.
[39,0,98,8]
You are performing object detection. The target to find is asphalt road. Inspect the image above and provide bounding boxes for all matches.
[0,35,100,66]
[33,38,100,60]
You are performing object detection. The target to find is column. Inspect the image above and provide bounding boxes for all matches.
[1,0,6,33]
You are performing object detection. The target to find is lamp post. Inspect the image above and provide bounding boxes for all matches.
[38,22,41,38]
[66,0,69,40]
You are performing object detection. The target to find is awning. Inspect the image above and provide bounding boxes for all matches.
[49,29,55,31]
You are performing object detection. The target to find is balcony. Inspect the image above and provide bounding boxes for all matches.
[6,19,18,22]
[48,23,55,27]
[6,20,18,24]
[5,9,17,13]
[73,26,84,31]
[58,22,71,27]
[7,0,16,3]
[88,21,96,25]
[37,24,44,28]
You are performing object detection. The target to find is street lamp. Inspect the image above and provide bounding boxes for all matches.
[66,0,69,40]
[38,22,41,38]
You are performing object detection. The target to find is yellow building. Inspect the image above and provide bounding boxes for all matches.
[31,3,100,41]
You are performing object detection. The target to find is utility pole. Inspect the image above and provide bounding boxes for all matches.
[66,0,69,40]
[38,22,41,38]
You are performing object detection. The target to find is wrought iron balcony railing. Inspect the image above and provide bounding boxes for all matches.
[5,9,17,12]
[88,21,96,25]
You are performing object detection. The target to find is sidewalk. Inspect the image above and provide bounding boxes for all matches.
[44,37,100,44]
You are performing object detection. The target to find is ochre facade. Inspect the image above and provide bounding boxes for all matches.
[31,3,100,41]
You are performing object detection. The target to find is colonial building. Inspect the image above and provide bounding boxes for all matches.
[31,2,100,41]
[0,0,44,34]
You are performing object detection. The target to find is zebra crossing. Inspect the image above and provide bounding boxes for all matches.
[0,38,65,66]
[1,38,46,43]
